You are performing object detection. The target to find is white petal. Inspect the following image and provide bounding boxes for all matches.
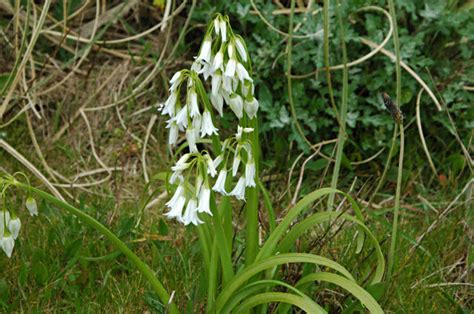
[212,51,224,72]
[228,94,243,119]
[212,170,228,195]
[1,235,14,258]
[210,94,224,117]
[245,162,256,187]
[8,218,21,239]
[198,187,212,215]
[230,176,246,201]
[26,197,38,216]
[235,37,248,62]
[197,37,212,63]
[186,127,198,153]
[220,20,227,42]
[200,111,218,137]
[244,97,259,119]
[224,59,237,77]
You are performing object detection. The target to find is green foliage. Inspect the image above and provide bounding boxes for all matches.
[195,1,473,170]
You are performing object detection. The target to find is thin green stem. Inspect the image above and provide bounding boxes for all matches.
[387,123,404,281]
[386,0,403,282]
[244,117,260,266]
[12,182,179,314]
[206,238,219,313]
[286,0,316,151]
[327,0,349,211]
[323,0,341,127]
[368,125,398,206]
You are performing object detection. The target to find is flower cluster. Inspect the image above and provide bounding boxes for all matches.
[0,196,38,257]
[159,14,259,225]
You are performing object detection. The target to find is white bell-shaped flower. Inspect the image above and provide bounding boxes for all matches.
[245,161,256,187]
[200,111,218,137]
[182,199,203,225]
[244,97,259,119]
[1,233,14,258]
[225,58,237,77]
[26,197,38,216]
[212,50,224,72]
[228,94,243,119]
[212,170,228,195]
[197,35,212,63]
[198,186,212,215]
[230,176,246,201]
[8,217,21,239]
[235,37,248,62]
[189,90,200,118]
[166,120,179,145]
[186,126,198,153]
[220,20,227,42]
[210,94,224,117]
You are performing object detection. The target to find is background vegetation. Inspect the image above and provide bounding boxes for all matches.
[1,0,472,312]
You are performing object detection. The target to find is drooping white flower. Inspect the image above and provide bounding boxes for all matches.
[166,120,179,145]
[169,171,184,184]
[165,196,186,222]
[26,197,38,216]
[244,97,259,119]
[228,94,243,119]
[166,185,184,207]
[200,111,218,137]
[225,59,237,77]
[227,42,235,59]
[211,73,222,96]
[172,153,192,171]
[1,233,14,258]
[197,35,212,63]
[8,217,21,239]
[236,126,254,141]
[182,199,203,225]
[235,37,248,62]
[204,154,217,177]
[214,18,220,36]
[210,94,224,116]
[202,61,213,80]
[245,161,256,187]
[236,63,251,82]
[189,90,200,118]
[220,20,227,42]
[221,77,234,92]
[230,176,246,201]
[242,80,255,97]
[170,70,183,85]
[198,186,212,215]
[162,92,178,116]
[213,154,224,168]
[169,71,183,92]
[213,169,228,195]
[232,148,241,177]
[212,50,224,72]
[186,126,198,153]
[175,106,188,130]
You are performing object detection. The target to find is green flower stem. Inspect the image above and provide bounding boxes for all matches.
[211,193,234,283]
[245,117,260,266]
[13,181,179,314]
[386,0,403,283]
[368,125,398,207]
[387,123,404,281]
[328,0,349,211]
[206,238,219,313]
